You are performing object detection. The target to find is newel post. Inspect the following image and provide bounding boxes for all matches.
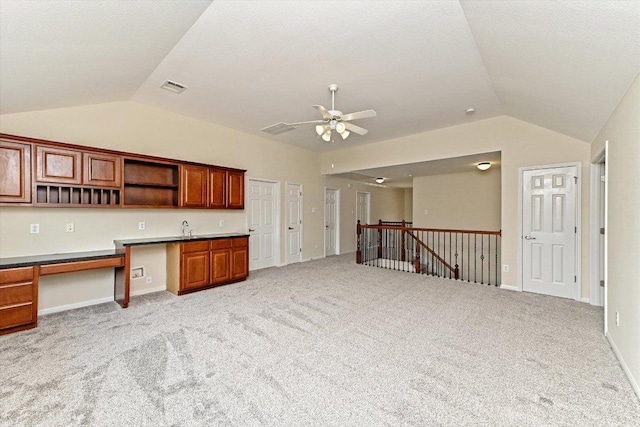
[414,245,421,274]
[454,265,460,280]
[377,219,383,259]
[401,220,406,262]
[356,220,362,264]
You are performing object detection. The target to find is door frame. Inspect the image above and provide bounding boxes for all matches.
[324,187,340,257]
[517,162,582,301]
[246,176,281,270]
[285,181,303,265]
[356,191,371,224]
[589,149,606,307]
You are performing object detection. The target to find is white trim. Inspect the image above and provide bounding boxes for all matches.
[285,181,303,265]
[38,296,114,316]
[589,156,605,307]
[607,332,640,401]
[324,187,340,257]
[130,285,166,297]
[604,141,609,335]
[500,284,519,291]
[301,256,326,263]
[580,297,590,304]
[517,162,582,301]
[246,177,282,270]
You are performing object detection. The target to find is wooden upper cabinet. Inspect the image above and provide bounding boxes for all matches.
[227,170,245,209]
[180,165,208,207]
[208,168,227,209]
[36,145,82,184]
[0,139,31,203]
[83,152,122,188]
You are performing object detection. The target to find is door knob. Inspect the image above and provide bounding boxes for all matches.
[524,235,537,240]
[288,227,294,230]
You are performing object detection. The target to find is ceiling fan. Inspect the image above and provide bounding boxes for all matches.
[261,84,376,142]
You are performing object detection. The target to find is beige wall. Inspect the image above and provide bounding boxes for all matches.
[413,168,501,230]
[0,101,325,311]
[323,176,406,253]
[321,116,591,297]
[403,188,413,222]
[592,73,640,396]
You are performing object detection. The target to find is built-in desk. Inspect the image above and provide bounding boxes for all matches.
[0,249,126,335]
[0,233,249,335]
[114,233,249,307]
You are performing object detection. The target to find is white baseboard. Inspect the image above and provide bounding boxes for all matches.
[39,296,114,316]
[500,284,519,291]
[580,297,590,304]
[130,285,166,297]
[302,256,326,263]
[606,332,640,401]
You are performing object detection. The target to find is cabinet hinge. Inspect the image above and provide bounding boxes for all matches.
[600,175,606,183]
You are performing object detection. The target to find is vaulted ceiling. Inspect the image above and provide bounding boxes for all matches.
[1,1,638,152]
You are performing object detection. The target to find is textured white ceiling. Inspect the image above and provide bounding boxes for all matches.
[1,1,638,152]
[0,0,212,113]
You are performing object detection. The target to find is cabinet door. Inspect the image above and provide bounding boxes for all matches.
[231,247,248,280]
[36,145,82,184]
[182,251,210,290]
[227,170,245,209]
[83,152,122,187]
[211,249,231,283]
[0,139,31,203]
[208,168,227,208]
[180,165,208,207]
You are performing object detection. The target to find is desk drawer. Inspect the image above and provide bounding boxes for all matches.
[0,267,34,285]
[0,303,35,329]
[182,241,210,253]
[210,239,231,249]
[0,282,34,306]
[232,237,248,248]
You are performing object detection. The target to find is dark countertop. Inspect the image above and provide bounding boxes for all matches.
[114,232,250,247]
[0,249,126,270]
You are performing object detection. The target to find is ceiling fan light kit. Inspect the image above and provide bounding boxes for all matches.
[261,84,376,142]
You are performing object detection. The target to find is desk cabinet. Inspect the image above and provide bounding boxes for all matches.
[0,266,38,335]
[180,165,245,209]
[167,237,249,295]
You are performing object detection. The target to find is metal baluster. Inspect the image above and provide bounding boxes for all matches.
[474,234,477,283]
[488,234,491,286]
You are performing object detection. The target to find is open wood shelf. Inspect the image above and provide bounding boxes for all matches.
[123,158,179,207]
[35,185,121,206]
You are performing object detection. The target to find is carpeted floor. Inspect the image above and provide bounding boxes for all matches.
[1,254,639,426]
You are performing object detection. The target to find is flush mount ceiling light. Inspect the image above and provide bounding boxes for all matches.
[375,177,385,184]
[477,162,491,171]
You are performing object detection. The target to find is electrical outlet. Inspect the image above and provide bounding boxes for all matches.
[30,224,40,234]
[219,220,224,227]
[146,276,152,284]
[138,221,146,230]
[65,223,74,232]
[616,311,620,326]
[503,264,510,272]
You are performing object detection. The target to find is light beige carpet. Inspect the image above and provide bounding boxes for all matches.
[1,254,638,426]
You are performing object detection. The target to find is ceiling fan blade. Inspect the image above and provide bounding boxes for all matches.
[288,120,326,126]
[341,109,377,121]
[345,122,368,135]
[313,105,333,119]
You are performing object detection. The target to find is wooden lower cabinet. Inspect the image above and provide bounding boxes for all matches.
[0,266,38,335]
[167,237,248,296]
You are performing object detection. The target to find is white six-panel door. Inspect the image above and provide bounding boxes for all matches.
[325,188,338,256]
[522,166,577,299]
[248,179,277,270]
[286,183,302,264]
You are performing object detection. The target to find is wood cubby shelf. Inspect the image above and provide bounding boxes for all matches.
[35,185,121,206]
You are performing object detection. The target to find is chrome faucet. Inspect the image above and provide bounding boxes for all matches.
[181,220,189,237]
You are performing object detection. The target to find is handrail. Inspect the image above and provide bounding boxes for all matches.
[403,230,458,278]
[361,224,501,236]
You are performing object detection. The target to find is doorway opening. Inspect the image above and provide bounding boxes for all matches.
[325,187,340,256]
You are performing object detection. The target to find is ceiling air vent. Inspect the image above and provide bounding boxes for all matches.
[261,122,296,135]
[160,80,187,94]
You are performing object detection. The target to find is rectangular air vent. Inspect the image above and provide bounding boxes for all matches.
[160,80,187,94]
[261,122,296,135]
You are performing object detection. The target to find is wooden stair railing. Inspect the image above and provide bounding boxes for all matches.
[403,229,458,279]
[357,220,502,286]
